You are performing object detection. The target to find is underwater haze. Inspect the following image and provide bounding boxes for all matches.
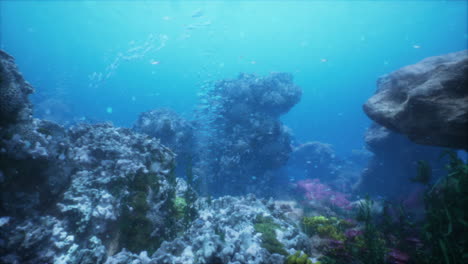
[2,0,466,154]
[1,1,468,264]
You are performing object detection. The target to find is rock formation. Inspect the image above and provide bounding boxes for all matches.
[357,123,445,198]
[0,51,313,264]
[364,50,468,150]
[134,108,195,178]
[0,50,34,126]
[106,195,311,264]
[197,72,302,196]
[0,50,181,263]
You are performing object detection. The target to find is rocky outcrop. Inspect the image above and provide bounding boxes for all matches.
[0,50,182,263]
[106,195,311,264]
[134,108,195,178]
[357,123,445,198]
[0,122,179,264]
[197,73,302,196]
[0,50,34,126]
[364,50,468,150]
[0,50,313,264]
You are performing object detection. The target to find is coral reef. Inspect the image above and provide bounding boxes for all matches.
[364,50,468,149]
[197,72,302,196]
[133,108,195,178]
[2,47,466,264]
[0,50,182,263]
[106,195,311,264]
[296,179,352,213]
[0,122,179,263]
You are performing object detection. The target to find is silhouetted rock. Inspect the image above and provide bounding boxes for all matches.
[288,141,338,181]
[364,50,468,149]
[357,123,445,198]
[0,50,34,125]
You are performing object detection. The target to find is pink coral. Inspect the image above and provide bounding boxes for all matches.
[296,179,352,210]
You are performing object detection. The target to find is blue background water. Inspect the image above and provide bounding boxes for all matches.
[1,1,466,155]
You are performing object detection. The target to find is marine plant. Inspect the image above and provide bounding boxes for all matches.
[416,151,468,264]
[302,216,345,241]
[316,152,467,264]
[119,161,178,254]
[119,171,162,254]
[254,215,288,256]
[285,250,313,264]
[355,197,387,264]
[174,196,187,220]
[410,160,431,185]
[316,197,387,264]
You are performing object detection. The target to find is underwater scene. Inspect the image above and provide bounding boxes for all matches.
[0,1,467,264]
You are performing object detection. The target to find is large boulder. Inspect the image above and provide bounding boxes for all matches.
[363,50,468,150]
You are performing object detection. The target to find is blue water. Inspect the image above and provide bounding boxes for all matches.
[1,1,466,155]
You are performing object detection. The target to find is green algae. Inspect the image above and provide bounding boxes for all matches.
[254,215,288,256]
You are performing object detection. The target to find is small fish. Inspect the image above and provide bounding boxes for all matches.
[251,60,256,64]
[191,8,204,18]
[162,16,171,21]
[320,58,328,63]
[150,60,160,65]
[413,45,421,49]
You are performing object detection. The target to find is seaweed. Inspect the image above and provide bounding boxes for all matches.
[355,197,387,264]
[418,151,468,264]
[118,171,162,254]
[254,215,288,256]
[302,216,345,241]
[285,250,313,264]
[411,160,432,185]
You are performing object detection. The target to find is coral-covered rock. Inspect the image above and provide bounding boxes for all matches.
[198,73,301,196]
[134,108,195,177]
[0,122,179,264]
[106,195,311,264]
[0,50,183,263]
[0,50,34,125]
[0,119,70,216]
[364,50,468,149]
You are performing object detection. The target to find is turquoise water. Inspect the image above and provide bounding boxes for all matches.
[1,1,466,154]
